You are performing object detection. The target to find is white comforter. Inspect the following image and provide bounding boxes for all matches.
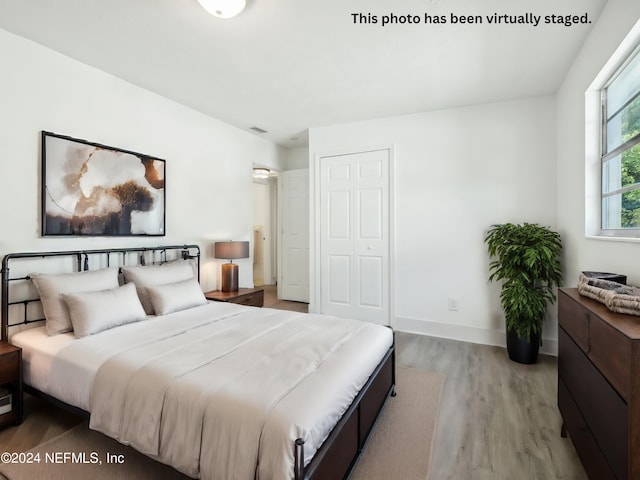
[46,302,392,480]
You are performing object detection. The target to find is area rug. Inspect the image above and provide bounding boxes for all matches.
[0,367,444,480]
[349,367,445,480]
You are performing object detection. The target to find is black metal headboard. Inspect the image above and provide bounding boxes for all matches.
[1,244,200,342]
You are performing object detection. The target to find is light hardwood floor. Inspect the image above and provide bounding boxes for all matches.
[0,291,586,479]
[262,284,308,312]
[397,332,586,479]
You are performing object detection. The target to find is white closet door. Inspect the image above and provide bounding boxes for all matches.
[320,149,390,325]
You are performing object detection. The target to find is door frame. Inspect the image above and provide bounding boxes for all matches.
[309,144,395,328]
[252,174,278,286]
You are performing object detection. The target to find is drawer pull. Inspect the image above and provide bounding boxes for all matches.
[585,314,591,353]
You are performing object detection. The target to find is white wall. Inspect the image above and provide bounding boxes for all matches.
[557,0,640,287]
[309,96,559,353]
[283,146,309,171]
[0,28,284,291]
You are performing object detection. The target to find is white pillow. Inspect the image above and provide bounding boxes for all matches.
[30,268,120,336]
[63,283,146,338]
[147,278,207,315]
[121,261,195,315]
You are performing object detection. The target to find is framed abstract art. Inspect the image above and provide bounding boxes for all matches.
[41,131,166,236]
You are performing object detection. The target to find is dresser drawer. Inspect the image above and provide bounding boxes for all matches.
[558,379,616,480]
[230,290,264,307]
[556,289,630,398]
[559,327,628,479]
[558,291,590,352]
[0,351,19,385]
[589,316,631,401]
[205,288,264,307]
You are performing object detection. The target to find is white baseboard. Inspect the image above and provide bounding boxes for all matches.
[394,316,558,357]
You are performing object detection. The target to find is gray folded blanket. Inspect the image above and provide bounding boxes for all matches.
[577,273,640,316]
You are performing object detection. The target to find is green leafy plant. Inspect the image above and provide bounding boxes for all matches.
[484,223,563,343]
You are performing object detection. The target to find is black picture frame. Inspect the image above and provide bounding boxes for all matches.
[41,131,166,236]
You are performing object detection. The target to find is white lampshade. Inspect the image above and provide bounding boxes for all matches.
[196,0,246,19]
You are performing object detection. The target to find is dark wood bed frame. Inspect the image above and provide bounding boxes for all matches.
[1,245,395,480]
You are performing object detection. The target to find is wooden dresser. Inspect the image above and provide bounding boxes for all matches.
[558,288,640,479]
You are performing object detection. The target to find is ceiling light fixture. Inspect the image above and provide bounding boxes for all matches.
[252,167,270,179]
[196,0,247,19]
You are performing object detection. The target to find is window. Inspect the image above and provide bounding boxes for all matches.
[601,47,640,231]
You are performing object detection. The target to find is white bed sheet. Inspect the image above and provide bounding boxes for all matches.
[11,326,75,394]
[14,301,256,411]
[11,302,247,409]
[12,301,393,479]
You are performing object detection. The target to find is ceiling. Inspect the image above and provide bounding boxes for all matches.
[0,0,606,147]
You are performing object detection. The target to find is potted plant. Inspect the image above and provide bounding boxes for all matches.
[484,223,563,364]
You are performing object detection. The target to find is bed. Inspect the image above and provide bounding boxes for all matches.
[1,245,395,480]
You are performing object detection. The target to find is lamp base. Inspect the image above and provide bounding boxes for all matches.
[221,263,239,292]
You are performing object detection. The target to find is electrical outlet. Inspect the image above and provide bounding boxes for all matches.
[448,297,459,311]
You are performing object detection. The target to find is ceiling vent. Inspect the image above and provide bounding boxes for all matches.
[250,126,268,134]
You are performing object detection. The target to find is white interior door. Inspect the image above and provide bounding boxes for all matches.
[280,169,309,302]
[320,149,390,325]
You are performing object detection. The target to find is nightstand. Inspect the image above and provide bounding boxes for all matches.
[0,342,22,427]
[205,287,264,307]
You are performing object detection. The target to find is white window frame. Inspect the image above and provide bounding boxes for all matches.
[600,46,640,235]
[585,18,640,241]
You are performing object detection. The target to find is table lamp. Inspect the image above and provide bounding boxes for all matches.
[214,241,250,292]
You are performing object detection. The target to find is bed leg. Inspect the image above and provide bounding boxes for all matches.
[294,438,305,480]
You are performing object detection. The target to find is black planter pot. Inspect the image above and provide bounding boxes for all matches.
[506,328,540,364]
